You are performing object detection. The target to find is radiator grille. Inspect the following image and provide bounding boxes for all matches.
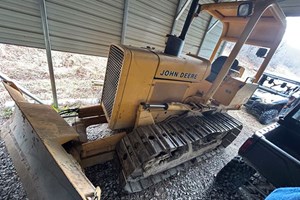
[102,45,124,119]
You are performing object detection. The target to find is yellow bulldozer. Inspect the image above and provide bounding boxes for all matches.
[1,0,286,199]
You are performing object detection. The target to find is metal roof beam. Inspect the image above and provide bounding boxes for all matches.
[207,19,219,33]
[197,16,213,56]
[171,0,183,35]
[38,0,58,108]
[121,0,129,44]
[176,0,192,21]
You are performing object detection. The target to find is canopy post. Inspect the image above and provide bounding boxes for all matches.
[39,0,58,108]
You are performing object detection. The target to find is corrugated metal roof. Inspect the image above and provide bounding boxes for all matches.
[0,0,123,57]
[0,0,214,57]
[174,0,214,54]
[46,0,123,56]
[278,0,300,16]
[0,0,45,48]
[198,19,223,59]
[0,0,297,58]
[125,0,178,50]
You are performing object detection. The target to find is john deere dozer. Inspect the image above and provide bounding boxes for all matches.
[1,0,286,199]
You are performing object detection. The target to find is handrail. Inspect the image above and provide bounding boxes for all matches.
[0,72,44,104]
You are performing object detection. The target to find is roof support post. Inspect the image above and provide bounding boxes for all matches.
[38,0,58,108]
[207,19,219,33]
[253,27,285,83]
[197,19,222,57]
[121,0,129,44]
[197,16,213,56]
[176,0,192,21]
[170,0,184,35]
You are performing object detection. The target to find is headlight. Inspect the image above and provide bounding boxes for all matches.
[238,2,253,17]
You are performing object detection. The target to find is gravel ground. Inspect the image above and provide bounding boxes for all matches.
[86,123,114,141]
[0,119,27,200]
[0,140,27,200]
[0,107,266,200]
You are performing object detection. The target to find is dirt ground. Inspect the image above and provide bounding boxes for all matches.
[0,44,107,108]
[0,44,267,200]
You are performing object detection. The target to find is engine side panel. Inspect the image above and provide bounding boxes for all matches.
[102,45,211,130]
[155,54,210,82]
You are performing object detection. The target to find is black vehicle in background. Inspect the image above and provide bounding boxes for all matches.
[216,102,300,199]
[245,72,300,124]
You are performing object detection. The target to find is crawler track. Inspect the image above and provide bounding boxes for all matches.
[239,173,275,199]
[116,112,242,193]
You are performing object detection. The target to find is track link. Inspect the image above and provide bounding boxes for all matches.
[238,173,275,199]
[116,112,242,193]
[121,146,224,193]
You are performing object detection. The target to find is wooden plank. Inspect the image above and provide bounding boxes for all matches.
[81,151,115,168]
[81,132,126,158]
[78,105,104,118]
[80,115,107,127]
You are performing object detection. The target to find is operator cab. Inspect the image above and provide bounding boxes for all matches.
[205,56,240,83]
[195,1,286,109]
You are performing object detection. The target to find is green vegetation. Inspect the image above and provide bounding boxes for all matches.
[1,107,13,119]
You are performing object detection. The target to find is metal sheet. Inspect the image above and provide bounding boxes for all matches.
[198,18,223,59]
[0,0,213,56]
[0,0,44,49]
[2,82,96,200]
[0,0,299,57]
[174,0,214,54]
[278,0,300,16]
[0,0,123,57]
[46,0,123,56]
[125,0,178,50]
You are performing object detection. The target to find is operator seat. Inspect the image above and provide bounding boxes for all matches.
[206,56,239,82]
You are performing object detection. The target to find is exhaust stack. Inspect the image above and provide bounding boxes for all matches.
[164,0,200,56]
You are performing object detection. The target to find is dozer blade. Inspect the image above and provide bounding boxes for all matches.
[1,81,99,200]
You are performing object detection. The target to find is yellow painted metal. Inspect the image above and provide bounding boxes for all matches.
[135,105,155,127]
[2,81,97,200]
[213,77,258,108]
[103,1,286,131]
[149,104,191,124]
[155,54,211,82]
[227,82,258,109]
[238,66,245,78]
[201,0,286,102]
[147,79,191,104]
[80,132,126,168]
[202,0,286,49]
[81,132,126,158]
[103,45,210,130]
[103,45,159,130]
[134,102,192,127]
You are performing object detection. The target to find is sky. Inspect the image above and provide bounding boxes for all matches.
[283,17,300,49]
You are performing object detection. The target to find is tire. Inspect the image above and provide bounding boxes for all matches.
[215,156,256,193]
[259,109,279,125]
[247,102,263,117]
